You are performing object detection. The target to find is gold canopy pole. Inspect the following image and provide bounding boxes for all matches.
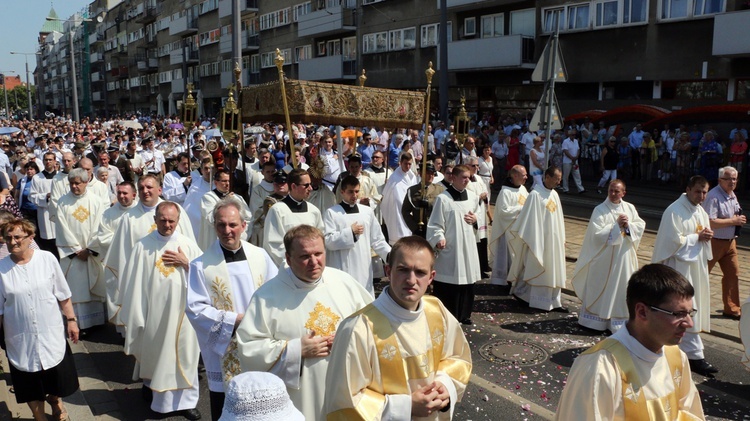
[418,62,436,230]
[182,83,197,166]
[275,48,297,169]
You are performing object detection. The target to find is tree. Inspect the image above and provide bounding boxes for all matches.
[6,84,36,114]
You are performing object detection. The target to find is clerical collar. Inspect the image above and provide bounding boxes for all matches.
[42,170,57,179]
[141,202,158,212]
[62,170,69,175]
[175,169,190,178]
[503,177,520,189]
[287,267,321,289]
[213,189,229,199]
[369,165,385,173]
[221,244,247,263]
[340,201,359,214]
[282,195,308,213]
[441,179,451,188]
[379,286,422,321]
[155,232,177,242]
[244,156,256,164]
[447,185,468,201]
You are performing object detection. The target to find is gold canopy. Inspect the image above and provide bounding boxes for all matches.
[241,79,426,129]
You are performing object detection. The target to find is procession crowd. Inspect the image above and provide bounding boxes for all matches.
[0,112,747,421]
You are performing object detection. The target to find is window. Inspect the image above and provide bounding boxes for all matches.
[317,41,326,56]
[250,54,260,73]
[661,0,688,19]
[261,49,291,68]
[567,4,590,29]
[389,27,416,51]
[595,0,619,26]
[342,36,356,60]
[293,2,312,21]
[295,45,312,62]
[660,0,723,19]
[481,13,504,38]
[464,17,476,37]
[510,9,535,36]
[624,0,648,23]
[362,31,387,54]
[543,8,565,33]
[260,8,291,31]
[693,0,723,16]
[327,39,341,55]
[420,22,452,47]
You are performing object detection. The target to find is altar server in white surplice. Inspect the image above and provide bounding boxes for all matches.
[183,158,214,239]
[118,202,204,419]
[324,236,472,420]
[263,169,323,267]
[427,165,482,325]
[508,167,568,312]
[103,175,194,324]
[572,179,646,333]
[186,199,279,420]
[29,152,59,257]
[489,165,528,287]
[161,153,191,205]
[55,168,109,329]
[381,152,418,244]
[48,152,78,222]
[651,175,717,376]
[556,264,704,421]
[197,169,251,251]
[235,225,372,421]
[324,175,391,296]
[248,161,277,225]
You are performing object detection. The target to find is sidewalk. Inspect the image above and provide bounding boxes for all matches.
[562,216,745,343]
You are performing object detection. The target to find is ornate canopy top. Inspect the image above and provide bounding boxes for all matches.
[241,79,426,129]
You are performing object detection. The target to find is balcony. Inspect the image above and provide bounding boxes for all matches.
[89,32,104,45]
[90,52,103,62]
[169,14,198,36]
[170,49,199,65]
[136,5,160,24]
[220,71,235,88]
[171,78,185,94]
[115,44,128,56]
[442,0,497,7]
[713,9,750,57]
[445,35,534,71]
[298,55,357,81]
[91,72,102,82]
[298,5,356,38]
[218,0,258,19]
[220,31,260,54]
[92,91,103,101]
[111,66,129,79]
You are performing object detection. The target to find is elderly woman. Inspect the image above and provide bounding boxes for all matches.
[0,218,79,421]
[54,168,108,330]
[16,161,39,223]
[529,136,546,189]
[95,166,116,204]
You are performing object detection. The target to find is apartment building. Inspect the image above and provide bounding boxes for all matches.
[34,0,750,120]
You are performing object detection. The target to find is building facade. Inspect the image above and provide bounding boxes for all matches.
[34,0,750,121]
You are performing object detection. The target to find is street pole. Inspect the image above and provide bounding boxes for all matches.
[3,86,8,118]
[69,30,79,122]
[232,0,241,86]
[24,59,34,120]
[438,0,448,124]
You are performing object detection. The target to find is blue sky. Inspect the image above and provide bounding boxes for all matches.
[0,1,91,82]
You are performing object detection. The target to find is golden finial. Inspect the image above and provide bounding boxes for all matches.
[358,69,367,87]
[425,62,435,84]
[274,48,284,73]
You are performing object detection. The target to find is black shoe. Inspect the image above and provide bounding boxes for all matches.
[141,385,152,403]
[182,408,202,420]
[722,312,741,321]
[460,318,473,325]
[550,306,569,313]
[578,189,587,194]
[689,359,719,376]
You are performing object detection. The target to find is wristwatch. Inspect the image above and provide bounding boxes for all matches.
[66,317,77,323]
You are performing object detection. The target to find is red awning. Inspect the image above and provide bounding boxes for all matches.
[563,110,606,123]
[591,105,670,125]
[643,104,750,131]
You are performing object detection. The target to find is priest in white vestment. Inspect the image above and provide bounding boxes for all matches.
[323,175,390,296]
[186,199,279,420]
[197,169,251,251]
[72,157,111,209]
[28,152,59,257]
[363,150,387,224]
[427,165,482,324]
[118,202,203,419]
[162,153,191,205]
[572,180,646,332]
[263,169,323,267]
[508,167,567,312]
[235,225,372,420]
[48,152,77,221]
[489,165,528,287]
[248,161,276,220]
[183,159,214,239]
[103,175,195,324]
[651,176,717,376]
[382,152,418,245]
[233,140,262,203]
[250,170,288,247]
[324,236,472,420]
[55,169,109,329]
[556,264,704,420]
[466,157,491,275]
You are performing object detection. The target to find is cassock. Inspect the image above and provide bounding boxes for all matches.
[248,179,274,217]
[324,289,472,421]
[162,169,191,205]
[263,196,323,267]
[186,240,279,392]
[28,171,57,240]
[308,186,336,214]
[381,167,418,244]
[323,202,390,295]
[183,179,212,239]
[651,194,712,359]
[235,266,372,420]
[334,173,379,209]
[118,231,203,413]
[427,186,482,321]
[197,190,252,251]
[235,157,262,202]
[572,199,645,332]
[489,183,528,285]
[55,189,109,329]
[508,183,566,311]
[103,200,195,323]
[555,327,704,420]
[467,178,489,242]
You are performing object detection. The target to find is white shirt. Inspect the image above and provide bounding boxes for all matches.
[562,137,580,165]
[0,250,71,372]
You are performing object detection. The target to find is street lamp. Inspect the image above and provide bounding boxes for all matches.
[46,13,105,122]
[9,52,40,120]
[0,70,17,119]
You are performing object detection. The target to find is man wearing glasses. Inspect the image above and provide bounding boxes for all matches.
[263,169,324,266]
[652,175,717,376]
[556,264,704,420]
[703,166,746,320]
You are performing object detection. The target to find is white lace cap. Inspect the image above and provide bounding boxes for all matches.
[218,372,305,421]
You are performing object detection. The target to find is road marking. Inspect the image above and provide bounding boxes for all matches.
[471,373,556,420]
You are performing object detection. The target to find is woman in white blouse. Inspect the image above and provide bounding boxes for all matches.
[478,144,494,193]
[0,219,79,421]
